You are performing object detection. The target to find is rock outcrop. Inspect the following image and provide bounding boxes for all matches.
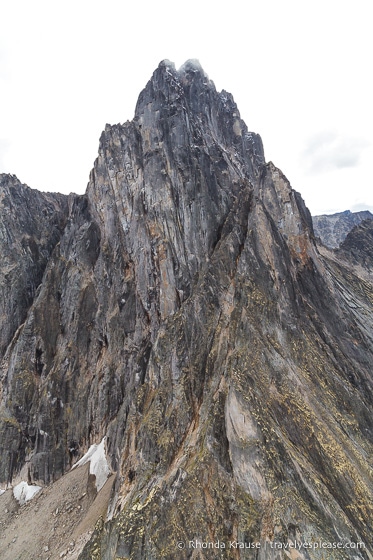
[1,60,372,559]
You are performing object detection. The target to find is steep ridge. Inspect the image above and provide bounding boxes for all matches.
[0,61,372,559]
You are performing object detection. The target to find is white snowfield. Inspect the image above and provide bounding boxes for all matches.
[72,436,111,491]
[13,481,42,505]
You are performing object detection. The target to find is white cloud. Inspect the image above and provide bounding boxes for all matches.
[0,0,373,213]
[0,139,10,169]
[301,130,369,174]
[350,203,373,213]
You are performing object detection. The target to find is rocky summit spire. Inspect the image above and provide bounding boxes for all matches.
[0,61,372,559]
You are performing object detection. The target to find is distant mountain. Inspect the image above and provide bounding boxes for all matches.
[336,218,373,271]
[1,60,373,559]
[313,209,373,248]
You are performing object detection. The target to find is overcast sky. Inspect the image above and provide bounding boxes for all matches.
[1,0,372,215]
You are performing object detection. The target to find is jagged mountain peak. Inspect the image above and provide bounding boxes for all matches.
[135,59,241,133]
[153,58,209,80]
[1,62,373,559]
[145,58,212,90]
[177,58,213,88]
[178,58,206,74]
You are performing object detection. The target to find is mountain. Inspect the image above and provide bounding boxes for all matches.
[336,218,373,272]
[0,60,372,559]
[313,209,373,248]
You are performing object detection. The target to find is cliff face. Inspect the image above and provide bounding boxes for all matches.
[0,175,69,359]
[0,61,372,559]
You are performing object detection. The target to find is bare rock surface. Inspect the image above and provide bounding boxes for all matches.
[0,61,372,559]
[0,174,69,359]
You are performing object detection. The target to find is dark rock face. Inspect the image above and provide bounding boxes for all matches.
[313,209,373,248]
[336,219,373,271]
[0,175,69,359]
[1,61,373,559]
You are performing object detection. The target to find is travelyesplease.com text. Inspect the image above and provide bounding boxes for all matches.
[176,539,366,551]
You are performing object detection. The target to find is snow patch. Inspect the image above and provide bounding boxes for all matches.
[13,481,41,505]
[72,436,111,491]
[0,488,5,496]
